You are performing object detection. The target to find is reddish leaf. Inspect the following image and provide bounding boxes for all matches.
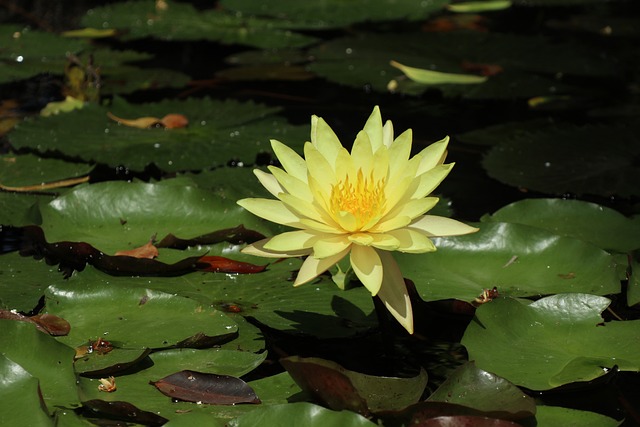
[150,370,260,405]
[0,309,70,336]
[197,256,266,274]
[115,240,159,259]
[160,113,188,129]
[80,399,167,426]
[461,61,504,77]
[280,357,370,416]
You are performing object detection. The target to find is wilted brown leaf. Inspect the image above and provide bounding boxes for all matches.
[150,370,261,405]
[107,112,188,129]
[0,309,70,336]
[115,239,159,259]
[197,256,266,274]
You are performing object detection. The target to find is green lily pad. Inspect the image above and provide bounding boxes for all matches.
[44,284,238,349]
[65,256,376,338]
[309,32,613,98]
[428,362,536,419]
[0,319,79,410]
[628,253,640,307]
[0,24,85,84]
[396,222,620,303]
[0,154,92,188]
[9,97,307,172]
[534,405,621,427]
[220,0,449,29]
[0,253,69,312]
[484,198,640,253]
[0,354,54,426]
[74,347,151,376]
[36,180,276,256]
[482,122,640,197]
[149,348,266,379]
[227,402,377,427]
[0,192,47,227]
[461,294,640,390]
[81,0,317,48]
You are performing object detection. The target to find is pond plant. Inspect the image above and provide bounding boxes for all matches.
[1,1,639,426]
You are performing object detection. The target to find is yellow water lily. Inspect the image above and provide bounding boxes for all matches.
[237,107,477,334]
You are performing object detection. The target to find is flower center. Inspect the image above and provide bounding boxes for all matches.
[330,169,386,229]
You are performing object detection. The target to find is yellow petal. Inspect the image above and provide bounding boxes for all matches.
[271,139,307,182]
[382,197,440,225]
[377,251,413,334]
[279,192,328,225]
[369,215,412,233]
[237,198,303,228]
[348,233,374,245]
[409,164,453,200]
[416,136,449,175]
[363,106,383,151]
[269,166,313,202]
[264,230,321,252]
[242,238,310,258]
[387,228,436,253]
[311,116,342,165]
[254,169,283,198]
[382,120,394,148]
[294,247,350,286]
[335,210,358,232]
[368,233,401,251]
[350,245,383,296]
[409,215,479,237]
[300,218,342,234]
[305,142,336,198]
[350,130,374,174]
[388,129,412,174]
[313,235,352,258]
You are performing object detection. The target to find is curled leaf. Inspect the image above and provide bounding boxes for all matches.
[115,239,159,259]
[390,60,488,85]
[150,370,261,405]
[0,310,70,336]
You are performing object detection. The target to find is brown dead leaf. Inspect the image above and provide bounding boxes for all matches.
[461,61,504,77]
[160,113,188,129]
[115,239,159,259]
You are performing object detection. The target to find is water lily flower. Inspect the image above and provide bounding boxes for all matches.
[237,107,477,334]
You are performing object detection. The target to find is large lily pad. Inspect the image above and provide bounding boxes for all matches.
[36,180,276,255]
[81,0,317,48]
[396,222,620,303]
[461,294,640,390]
[220,0,449,29]
[0,354,54,427]
[44,284,238,349]
[227,402,377,427]
[0,319,79,410]
[9,97,307,172]
[308,31,614,98]
[482,122,640,197]
[0,154,92,189]
[483,198,640,253]
[534,405,621,427]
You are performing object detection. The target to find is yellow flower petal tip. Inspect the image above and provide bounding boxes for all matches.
[236,107,478,332]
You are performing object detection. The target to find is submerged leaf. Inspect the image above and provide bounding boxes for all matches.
[197,256,266,274]
[151,370,260,405]
[80,399,168,426]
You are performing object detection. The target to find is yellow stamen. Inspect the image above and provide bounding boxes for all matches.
[330,169,386,229]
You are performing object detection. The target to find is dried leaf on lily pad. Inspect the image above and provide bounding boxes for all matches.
[281,356,427,416]
[150,370,261,405]
[0,310,70,336]
[75,347,152,377]
[107,111,189,129]
[197,256,266,274]
[115,239,159,259]
[80,399,168,426]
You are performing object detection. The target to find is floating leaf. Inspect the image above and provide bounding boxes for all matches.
[482,122,640,197]
[40,96,85,116]
[81,0,318,48]
[79,399,168,426]
[75,347,152,377]
[197,256,266,274]
[390,60,488,84]
[484,199,640,253]
[0,320,79,410]
[534,405,621,427]
[448,0,512,13]
[107,111,189,129]
[10,97,307,172]
[0,310,70,336]
[227,402,377,427]
[428,362,536,420]
[0,355,53,427]
[0,153,92,190]
[151,370,260,405]
[45,284,238,349]
[396,222,620,303]
[281,356,427,415]
[461,294,640,390]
